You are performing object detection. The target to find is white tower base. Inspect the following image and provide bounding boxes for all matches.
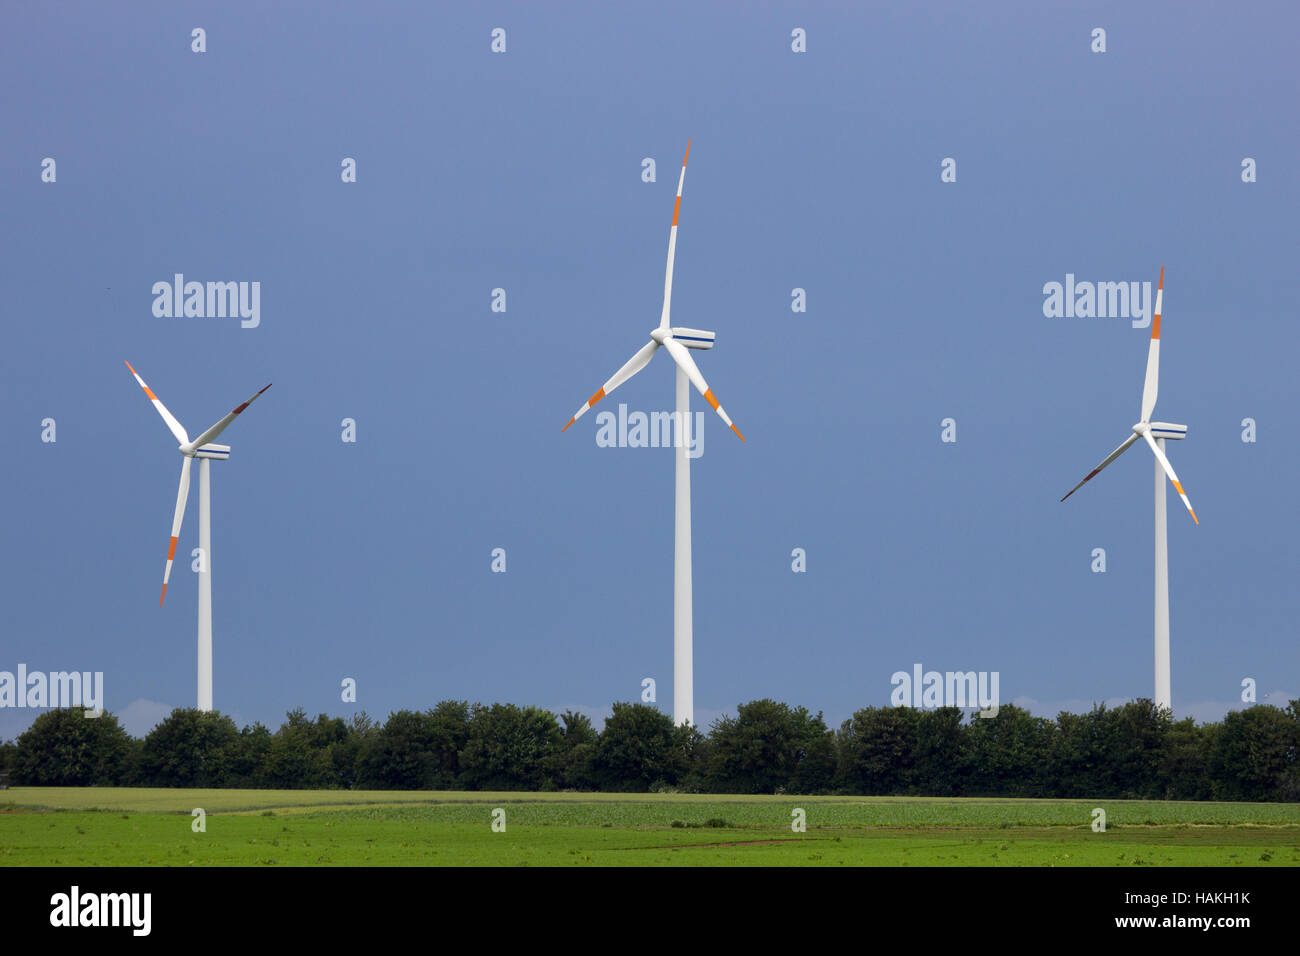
[1153,437,1171,713]
[673,363,693,727]
[197,457,213,712]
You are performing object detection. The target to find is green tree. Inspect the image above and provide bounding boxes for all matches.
[791,724,838,794]
[259,709,341,789]
[912,707,966,795]
[355,702,470,790]
[424,701,472,789]
[1209,704,1297,801]
[458,703,562,791]
[593,703,682,792]
[358,709,440,789]
[706,699,833,794]
[1283,701,1300,802]
[555,710,598,790]
[1161,715,1213,800]
[836,706,922,794]
[325,711,377,790]
[225,723,272,788]
[0,738,17,777]
[138,708,240,788]
[1049,701,1172,799]
[1109,699,1172,798]
[671,721,709,793]
[560,710,598,748]
[1051,705,1120,797]
[964,704,1053,797]
[14,708,133,786]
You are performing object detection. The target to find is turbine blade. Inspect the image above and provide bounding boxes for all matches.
[1060,433,1140,501]
[1142,431,1198,524]
[125,361,190,445]
[160,456,193,605]
[1140,266,1163,422]
[658,139,691,330]
[562,341,659,431]
[662,337,745,442]
[189,383,272,449]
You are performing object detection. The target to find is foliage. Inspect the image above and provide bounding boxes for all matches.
[458,703,562,791]
[14,708,133,786]
[705,699,833,794]
[592,702,682,792]
[10,697,1298,800]
[137,708,240,788]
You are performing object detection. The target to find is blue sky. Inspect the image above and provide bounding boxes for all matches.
[2,1,1296,740]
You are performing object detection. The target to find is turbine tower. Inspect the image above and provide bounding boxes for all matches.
[561,140,745,726]
[126,362,270,712]
[1060,267,1197,712]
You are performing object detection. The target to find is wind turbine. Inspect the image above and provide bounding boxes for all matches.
[1060,267,1196,712]
[125,362,271,712]
[561,140,745,727]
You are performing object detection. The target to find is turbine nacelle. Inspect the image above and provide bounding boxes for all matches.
[1131,422,1187,440]
[670,327,715,350]
[1148,422,1187,441]
[179,441,232,459]
[651,327,715,350]
[192,443,231,460]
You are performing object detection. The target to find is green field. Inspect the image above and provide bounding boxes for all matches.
[3,788,1298,866]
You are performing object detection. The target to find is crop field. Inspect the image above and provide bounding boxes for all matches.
[3,788,1298,866]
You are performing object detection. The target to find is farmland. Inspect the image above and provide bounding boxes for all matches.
[3,789,1298,866]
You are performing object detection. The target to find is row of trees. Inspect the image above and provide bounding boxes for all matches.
[4,699,1298,801]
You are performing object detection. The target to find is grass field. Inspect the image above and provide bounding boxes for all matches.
[3,788,1298,866]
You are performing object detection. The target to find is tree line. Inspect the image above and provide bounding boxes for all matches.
[3,698,1298,801]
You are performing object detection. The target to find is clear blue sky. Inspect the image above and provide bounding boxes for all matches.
[2,1,1296,740]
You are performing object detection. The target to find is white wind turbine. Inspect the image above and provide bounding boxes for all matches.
[1060,267,1197,712]
[125,362,271,712]
[561,140,745,727]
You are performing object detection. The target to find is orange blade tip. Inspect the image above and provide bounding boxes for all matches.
[561,418,574,433]
[730,423,746,442]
